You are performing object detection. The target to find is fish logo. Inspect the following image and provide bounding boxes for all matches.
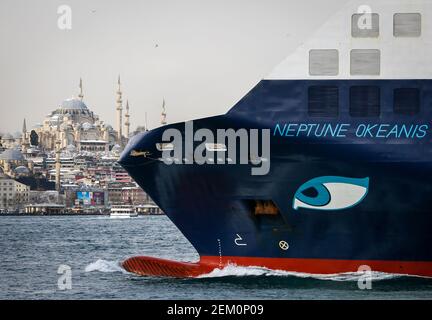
[293,176,369,211]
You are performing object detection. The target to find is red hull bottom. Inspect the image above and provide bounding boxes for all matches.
[122,255,432,278]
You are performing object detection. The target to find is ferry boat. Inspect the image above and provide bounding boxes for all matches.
[110,205,138,219]
[119,0,432,277]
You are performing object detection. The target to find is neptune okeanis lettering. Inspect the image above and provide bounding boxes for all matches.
[273,123,429,139]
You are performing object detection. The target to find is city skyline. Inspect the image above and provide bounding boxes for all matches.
[0,0,344,134]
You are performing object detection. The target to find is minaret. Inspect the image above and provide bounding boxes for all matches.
[161,98,167,125]
[78,78,84,101]
[55,126,61,193]
[116,75,123,146]
[21,118,29,153]
[124,100,130,143]
[22,118,27,136]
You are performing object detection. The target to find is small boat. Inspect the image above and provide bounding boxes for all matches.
[110,205,138,219]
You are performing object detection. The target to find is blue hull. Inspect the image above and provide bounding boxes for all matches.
[120,79,432,275]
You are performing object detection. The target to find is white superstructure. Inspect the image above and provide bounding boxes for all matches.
[266,0,432,80]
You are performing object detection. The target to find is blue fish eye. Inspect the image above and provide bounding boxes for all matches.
[293,176,369,211]
[296,184,331,207]
[301,187,318,198]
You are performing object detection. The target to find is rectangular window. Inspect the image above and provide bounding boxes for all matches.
[308,86,339,118]
[309,49,339,76]
[352,13,379,37]
[394,13,421,37]
[250,200,280,216]
[394,88,420,115]
[349,86,380,117]
[350,49,380,75]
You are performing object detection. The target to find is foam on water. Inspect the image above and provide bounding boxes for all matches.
[85,259,128,274]
[197,264,413,281]
[84,259,429,282]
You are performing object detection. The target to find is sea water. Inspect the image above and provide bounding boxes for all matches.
[0,215,431,300]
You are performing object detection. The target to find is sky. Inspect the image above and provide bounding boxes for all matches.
[0,0,345,134]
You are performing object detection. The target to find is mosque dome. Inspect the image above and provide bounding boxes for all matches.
[0,148,25,161]
[14,166,30,174]
[60,98,88,110]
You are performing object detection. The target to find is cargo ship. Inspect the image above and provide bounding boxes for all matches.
[119,0,432,277]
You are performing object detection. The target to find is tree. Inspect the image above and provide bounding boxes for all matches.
[30,130,39,146]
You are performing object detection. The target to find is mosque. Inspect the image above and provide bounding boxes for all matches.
[28,77,130,153]
[0,77,133,154]
[0,77,133,182]
[0,77,165,184]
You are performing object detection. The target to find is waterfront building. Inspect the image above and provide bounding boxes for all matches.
[112,162,131,183]
[107,183,124,204]
[24,203,65,215]
[121,185,151,205]
[135,204,164,215]
[28,190,61,205]
[45,156,75,170]
[47,168,81,184]
[0,168,30,212]
[107,181,152,206]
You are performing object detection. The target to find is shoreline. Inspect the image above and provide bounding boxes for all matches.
[0,213,164,217]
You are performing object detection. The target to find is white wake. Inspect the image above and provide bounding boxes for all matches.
[84,260,429,281]
[84,259,127,274]
[197,264,412,281]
